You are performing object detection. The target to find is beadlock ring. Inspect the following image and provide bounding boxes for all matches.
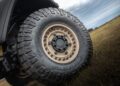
[42,24,80,64]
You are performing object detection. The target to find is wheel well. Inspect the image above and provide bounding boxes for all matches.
[13,0,58,16]
[8,0,58,34]
[10,0,58,24]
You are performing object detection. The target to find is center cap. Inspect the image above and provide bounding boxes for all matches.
[51,35,68,53]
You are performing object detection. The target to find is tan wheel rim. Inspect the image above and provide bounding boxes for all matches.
[42,24,80,64]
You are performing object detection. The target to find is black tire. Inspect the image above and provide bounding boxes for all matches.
[5,23,32,86]
[17,8,92,84]
[5,74,31,86]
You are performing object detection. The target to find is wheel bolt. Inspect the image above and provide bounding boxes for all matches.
[55,57,57,60]
[68,43,71,47]
[63,58,65,61]
[48,41,51,45]
[65,52,68,55]
[54,52,57,55]
[59,58,61,61]
[53,34,57,36]
[64,34,67,37]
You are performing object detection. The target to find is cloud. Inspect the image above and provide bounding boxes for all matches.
[88,7,119,24]
[85,2,120,28]
[54,0,90,9]
[54,0,120,29]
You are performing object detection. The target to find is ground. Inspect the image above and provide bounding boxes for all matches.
[66,16,120,86]
[0,16,120,86]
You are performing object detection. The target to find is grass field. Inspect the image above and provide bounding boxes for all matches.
[66,16,120,86]
[0,16,120,86]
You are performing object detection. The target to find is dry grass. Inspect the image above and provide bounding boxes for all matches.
[66,16,120,86]
[0,16,120,86]
[0,79,11,86]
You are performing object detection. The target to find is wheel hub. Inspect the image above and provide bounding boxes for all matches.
[51,35,68,53]
[42,24,80,64]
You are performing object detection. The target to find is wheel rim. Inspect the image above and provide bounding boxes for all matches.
[42,24,80,64]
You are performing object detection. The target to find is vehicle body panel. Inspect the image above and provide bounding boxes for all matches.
[0,0,58,44]
[0,0,16,44]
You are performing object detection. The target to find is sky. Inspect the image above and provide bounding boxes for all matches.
[54,0,120,29]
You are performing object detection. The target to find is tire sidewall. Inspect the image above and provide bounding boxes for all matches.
[31,15,90,74]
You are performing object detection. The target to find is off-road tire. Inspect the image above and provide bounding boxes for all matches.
[17,8,92,84]
[5,23,32,86]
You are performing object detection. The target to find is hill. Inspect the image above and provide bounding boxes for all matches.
[66,16,120,86]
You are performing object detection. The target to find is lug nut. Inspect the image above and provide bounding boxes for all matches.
[55,57,58,60]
